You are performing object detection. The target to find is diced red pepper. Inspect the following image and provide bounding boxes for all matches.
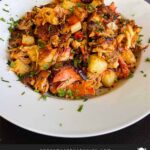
[74,31,84,40]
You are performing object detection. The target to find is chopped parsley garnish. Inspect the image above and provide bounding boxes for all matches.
[18,74,25,81]
[73,59,81,68]
[21,91,25,95]
[5,4,9,6]
[71,49,75,54]
[140,70,144,74]
[86,4,94,12]
[97,28,104,32]
[83,97,88,102]
[137,37,142,44]
[131,14,135,17]
[66,89,73,97]
[0,37,4,41]
[143,74,147,78]
[29,71,37,77]
[43,64,49,70]
[145,58,150,62]
[8,18,19,32]
[48,26,52,32]
[59,123,63,127]
[0,17,6,22]
[128,72,134,79]
[69,7,74,13]
[148,38,150,44]
[58,89,66,97]
[77,2,82,7]
[10,61,16,68]
[38,39,45,48]
[8,85,12,88]
[77,104,84,112]
[57,89,73,97]
[39,94,48,100]
[34,89,39,93]
[2,8,9,13]
[1,77,9,83]
[95,21,100,25]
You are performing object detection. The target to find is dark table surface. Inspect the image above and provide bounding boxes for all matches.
[0,0,150,145]
[0,115,150,144]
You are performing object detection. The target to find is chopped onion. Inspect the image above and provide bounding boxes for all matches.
[71,22,82,34]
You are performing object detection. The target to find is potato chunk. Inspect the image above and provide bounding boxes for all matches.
[102,70,117,87]
[22,35,35,45]
[10,59,30,75]
[38,48,57,70]
[62,0,75,9]
[121,49,136,65]
[23,45,39,62]
[88,55,107,74]
[71,22,82,34]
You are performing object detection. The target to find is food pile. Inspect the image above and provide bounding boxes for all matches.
[8,0,143,99]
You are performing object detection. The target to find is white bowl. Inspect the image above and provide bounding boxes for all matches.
[0,0,150,138]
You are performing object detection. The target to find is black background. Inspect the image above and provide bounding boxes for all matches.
[0,115,149,144]
[0,0,150,144]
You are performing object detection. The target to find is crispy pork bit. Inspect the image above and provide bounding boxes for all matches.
[52,66,81,90]
[34,70,50,93]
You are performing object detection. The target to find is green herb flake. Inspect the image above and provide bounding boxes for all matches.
[131,14,135,17]
[29,71,36,77]
[21,91,25,95]
[143,74,147,78]
[128,72,134,79]
[140,70,144,74]
[69,7,74,13]
[66,89,73,97]
[73,59,81,68]
[8,85,12,88]
[2,8,9,13]
[8,18,19,33]
[39,94,48,100]
[71,49,75,54]
[0,37,4,41]
[77,104,84,112]
[0,17,6,22]
[43,64,49,70]
[148,38,150,44]
[145,58,150,62]
[1,77,9,83]
[38,39,45,49]
[77,2,82,7]
[97,28,104,32]
[10,61,16,68]
[86,4,94,12]
[34,89,39,93]
[5,4,9,6]
[59,123,63,127]
[58,89,66,97]
[83,97,88,102]
[73,59,78,68]
[137,35,143,45]
[17,74,26,81]
[95,20,100,25]
[48,26,52,32]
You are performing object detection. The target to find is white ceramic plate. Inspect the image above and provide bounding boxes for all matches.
[0,0,150,138]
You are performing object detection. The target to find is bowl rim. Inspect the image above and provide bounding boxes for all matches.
[1,110,149,138]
